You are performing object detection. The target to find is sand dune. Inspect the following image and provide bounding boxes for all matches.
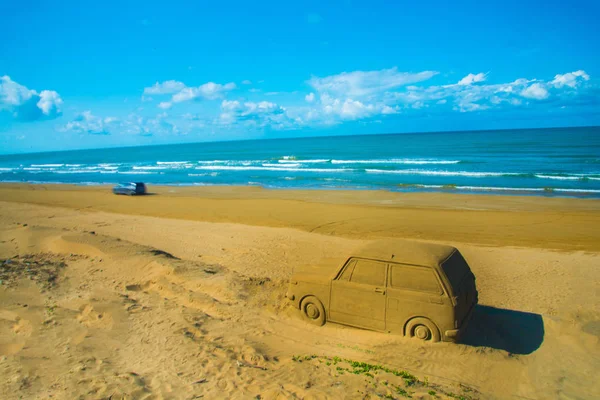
[0,187,599,399]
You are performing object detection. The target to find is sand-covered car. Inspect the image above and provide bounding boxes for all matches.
[286,239,478,342]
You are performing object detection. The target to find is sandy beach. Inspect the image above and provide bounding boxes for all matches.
[0,184,599,399]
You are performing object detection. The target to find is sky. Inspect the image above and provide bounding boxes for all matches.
[1,0,599,154]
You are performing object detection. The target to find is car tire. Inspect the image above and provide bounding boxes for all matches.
[406,318,441,342]
[300,296,326,326]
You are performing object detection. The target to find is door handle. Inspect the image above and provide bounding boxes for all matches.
[374,287,386,294]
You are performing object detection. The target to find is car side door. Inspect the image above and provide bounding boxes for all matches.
[329,258,388,331]
[385,263,451,333]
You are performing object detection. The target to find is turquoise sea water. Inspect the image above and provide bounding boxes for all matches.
[1,127,599,197]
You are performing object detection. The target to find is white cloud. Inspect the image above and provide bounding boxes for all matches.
[36,90,63,116]
[316,93,393,121]
[299,68,440,125]
[242,80,252,85]
[457,73,487,85]
[171,87,197,103]
[551,70,590,88]
[339,99,375,119]
[298,68,593,126]
[243,101,280,114]
[143,80,186,95]
[221,100,241,112]
[62,111,117,135]
[381,105,399,115]
[158,101,172,109]
[171,81,236,103]
[0,76,63,121]
[454,102,489,113]
[0,76,34,106]
[520,83,549,100]
[218,99,295,129]
[62,110,182,137]
[120,112,182,136]
[308,67,438,97]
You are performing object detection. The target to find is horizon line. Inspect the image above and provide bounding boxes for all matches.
[1,124,599,157]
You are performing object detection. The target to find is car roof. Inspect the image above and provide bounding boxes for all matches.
[353,239,456,267]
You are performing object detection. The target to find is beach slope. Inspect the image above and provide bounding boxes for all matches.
[0,185,599,399]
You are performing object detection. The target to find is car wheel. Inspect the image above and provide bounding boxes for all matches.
[300,296,326,326]
[406,318,441,342]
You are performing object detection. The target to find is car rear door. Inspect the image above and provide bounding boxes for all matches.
[329,258,388,330]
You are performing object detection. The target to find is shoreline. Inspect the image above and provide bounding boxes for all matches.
[0,180,599,199]
[1,183,599,251]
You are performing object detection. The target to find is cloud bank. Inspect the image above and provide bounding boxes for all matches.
[0,76,63,121]
[59,68,596,139]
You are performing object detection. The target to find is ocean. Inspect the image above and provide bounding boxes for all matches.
[1,126,599,197]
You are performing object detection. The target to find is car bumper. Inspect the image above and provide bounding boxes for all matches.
[444,301,476,342]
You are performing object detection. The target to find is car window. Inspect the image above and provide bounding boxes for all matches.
[337,259,356,281]
[350,259,387,286]
[389,265,442,294]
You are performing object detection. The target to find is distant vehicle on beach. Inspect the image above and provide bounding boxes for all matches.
[286,239,478,342]
[112,182,147,196]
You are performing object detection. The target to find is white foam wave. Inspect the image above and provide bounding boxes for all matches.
[332,159,460,165]
[553,188,600,193]
[0,168,15,171]
[262,163,301,168]
[31,164,64,167]
[156,161,189,165]
[132,166,167,170]
[454,185,544,192]
[51,170,91,174]
[197,160,250,164]
[366,169,510,177]
[279,159,330,164]
[396,184,600,194]
[189,172,219,177]
[195,166,348,173]
[534,174,581,181]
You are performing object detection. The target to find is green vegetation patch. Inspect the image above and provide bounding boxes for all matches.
[291,355,478,399]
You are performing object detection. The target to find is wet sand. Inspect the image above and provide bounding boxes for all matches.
[0,184,599,399]
[1,184,599,251]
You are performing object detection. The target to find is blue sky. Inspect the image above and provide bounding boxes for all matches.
[1,0,599,154]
